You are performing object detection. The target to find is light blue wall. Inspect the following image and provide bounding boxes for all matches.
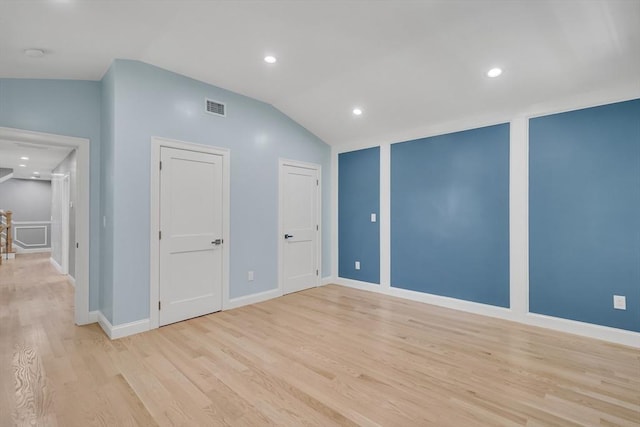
[108,60,331,325]
[390,124,510,307]
[529,99,640,332]
[338,147,380,283]
[99,66,115,322]
[0,79,101,311]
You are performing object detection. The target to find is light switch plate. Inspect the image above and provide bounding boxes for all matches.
[371,213,377,222]
[248,271,254,281]
[355,261,361,270]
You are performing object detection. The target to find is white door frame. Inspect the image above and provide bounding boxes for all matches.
[149,136,230,330]
[61,174,71,275]
[278,158,322,295]
[0,127,91,325]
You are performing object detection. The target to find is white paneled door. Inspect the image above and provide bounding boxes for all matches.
[159,147,223,326]
[280,162,320,294]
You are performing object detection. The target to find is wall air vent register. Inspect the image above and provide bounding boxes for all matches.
[205,99,226,117]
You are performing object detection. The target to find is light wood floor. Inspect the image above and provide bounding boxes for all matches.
[1,254,638,426]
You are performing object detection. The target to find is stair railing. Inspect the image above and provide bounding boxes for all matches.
[0,210,13,262]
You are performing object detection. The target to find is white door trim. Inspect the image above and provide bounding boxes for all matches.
[278,158,322,295]
[0,127,90,325]
[61,174,71,275]
[149,136,230,330]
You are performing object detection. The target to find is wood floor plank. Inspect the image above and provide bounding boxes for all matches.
[12,338,58,424]
[1,253,639,426]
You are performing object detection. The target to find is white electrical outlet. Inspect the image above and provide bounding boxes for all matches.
[355,261,360,270]
[248,271,254,281]
[371,213,377,222]
[613,295,626,310]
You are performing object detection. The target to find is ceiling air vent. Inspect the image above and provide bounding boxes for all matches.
[205,98,226,117]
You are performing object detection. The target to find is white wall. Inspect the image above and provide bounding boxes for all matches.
[51,150,77,277]
[0,178,52,250]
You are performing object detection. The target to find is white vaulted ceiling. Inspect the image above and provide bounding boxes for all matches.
[1,0,639,146]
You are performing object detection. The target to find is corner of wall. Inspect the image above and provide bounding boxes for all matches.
[97,310,150,340]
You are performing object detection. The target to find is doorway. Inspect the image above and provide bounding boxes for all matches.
[150,137,230,329]
[0,127,91,325]
[279,159,321,295]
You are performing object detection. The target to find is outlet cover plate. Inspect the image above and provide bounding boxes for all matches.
[613,295,626,310]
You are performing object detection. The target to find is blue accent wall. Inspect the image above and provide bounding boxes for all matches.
[391,124,510,307]
[338,147,380,283]
[0,79,102,312]
[529,99,640,332]
[107,60,331,325]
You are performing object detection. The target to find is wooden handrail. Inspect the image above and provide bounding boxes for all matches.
[0,223,4,265]
[0,210,13,262]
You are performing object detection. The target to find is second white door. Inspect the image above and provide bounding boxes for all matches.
[281,162,320,294]
[159,147,224,326]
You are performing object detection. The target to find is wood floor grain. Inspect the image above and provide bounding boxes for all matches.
[0,253,638,426]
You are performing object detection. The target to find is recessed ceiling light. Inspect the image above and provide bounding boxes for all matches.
[24,48,45,58]
[20,156,29,160]
[19,164,26,167]
[33,171,40,175]
[264,56,277,64]
[352,108,363,116]
[487,67,502,78]
[31,176,38,179]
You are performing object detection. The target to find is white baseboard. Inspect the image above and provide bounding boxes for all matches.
[225,288,282,310]
[18,247,51,254]
[97,311,111,337]
[335,277,383,292]
[321,276,334,286]
[49,257,63,273]
[525,313,639,348]
[335,277,510,320]
[97,311,150,340]
[387,285,512,321]
[224,279,335,310]
[335,277,639,348]
[88,310,99,323]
